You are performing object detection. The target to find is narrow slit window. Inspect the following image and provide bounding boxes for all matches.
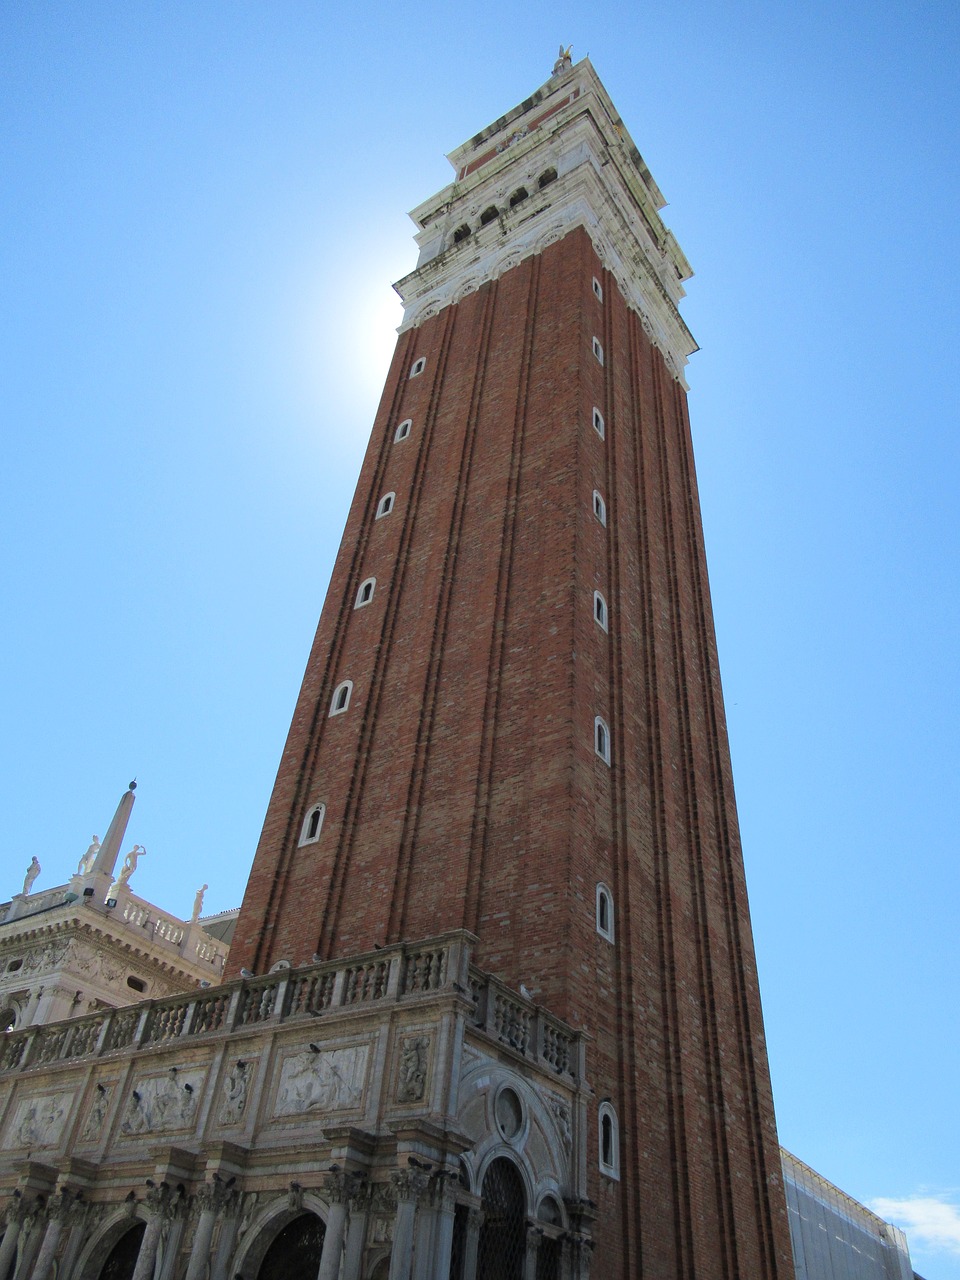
[409,357,426,378]
[595,716,611,765]
[394,419,412,442]
[599,1103,620,1178]
[592,337,604,365]
[355,578,376,608]
[593,407,605,439]
[596,884,614,941]
[299,803,326,846]
[592,276,603,302]
[594,591,608,632]
[593,491,607,526]
[376,492,395,519]
[330,680,353,716]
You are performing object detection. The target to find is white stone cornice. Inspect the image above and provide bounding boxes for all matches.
[395,59,697,385]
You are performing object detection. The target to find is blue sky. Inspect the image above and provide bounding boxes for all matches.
[2,4,958,1275]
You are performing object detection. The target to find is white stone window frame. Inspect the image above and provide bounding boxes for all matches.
[592,336,604,365]
[595,716,611,766]
[594,591,608,632]
[596,883,614,942]
[592,406,605,439]
[330,680,353,717]
[299,803,326,847]
[355,577,376,609]
[376,492,396,520]
[599,1102,620,1179]
[593,490,607,526]
[409,356,426,379]
[394,419,412,442]
[592,276,603,302]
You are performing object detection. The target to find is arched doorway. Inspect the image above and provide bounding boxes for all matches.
[477,1159,526,1280]
[96,1221,145,1280]
[255,1213,325,1280]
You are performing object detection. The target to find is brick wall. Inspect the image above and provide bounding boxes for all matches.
[228,227,794,1278]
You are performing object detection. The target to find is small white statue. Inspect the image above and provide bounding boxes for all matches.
[552,44,573,76]
[78,836,100,875]
[191,884,208,923]
[21,857,41,896]
[117,845,145,887]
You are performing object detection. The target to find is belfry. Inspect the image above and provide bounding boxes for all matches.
[0,55,801,1280]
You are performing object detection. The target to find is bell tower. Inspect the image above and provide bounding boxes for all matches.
[230,56,795,1278]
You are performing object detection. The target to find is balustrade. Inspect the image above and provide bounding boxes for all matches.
[0,934,578,1081]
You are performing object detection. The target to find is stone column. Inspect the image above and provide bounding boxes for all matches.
[386,1172,427,1280]
[57,1197,94,1280]
[317,1173,351,1280]
[0,1196,27,1280]
[183,1183,230,1280]
[29,1191,71,1280]
[211,1192,244,1280]
[131,1186,175,1280]
[413,1179,456,1280]
[341,1183,369,1280]
[523,1225,542,1280]
[461,1207,483,1280]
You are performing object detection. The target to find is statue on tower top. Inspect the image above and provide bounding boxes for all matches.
[552,45,573,76]
[78,836,100,875]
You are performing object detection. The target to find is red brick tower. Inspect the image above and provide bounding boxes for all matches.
[230,56,794,1279]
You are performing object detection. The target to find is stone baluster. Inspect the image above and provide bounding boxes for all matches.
[0,1195,28,1280]
[131,1185,176,1280]
[183,1182,231,1280]
[386,1171,427,1280]
[316,1172,352,1280]
[29,1190,71,1280]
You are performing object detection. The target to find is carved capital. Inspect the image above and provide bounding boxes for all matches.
[143,1183,182,1220]
[466,1205,485,1236]
[389,1169,428,1204]
[323,1170,354,1206]
[4,1193,28,1228]
[194,1180,234,1217]
[45,1189,74,1222]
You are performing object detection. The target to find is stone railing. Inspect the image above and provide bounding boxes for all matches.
[467,968,580,1081]
[0,933,581,1082]
[0,933,476,1072]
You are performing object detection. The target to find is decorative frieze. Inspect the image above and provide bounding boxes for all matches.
[274,1044,368,1117]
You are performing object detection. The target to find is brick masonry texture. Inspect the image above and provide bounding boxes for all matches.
[229,227,795,1278]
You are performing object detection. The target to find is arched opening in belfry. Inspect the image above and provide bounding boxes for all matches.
[96,1220,145,1280]
[255,1213,326,1280]
[477,1158,526,1280]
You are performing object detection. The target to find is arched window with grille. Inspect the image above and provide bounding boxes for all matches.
[330,681,353,716]
[299,804,325,846]
[599,1102,620,1179]
[596,883,614,941]
[595,716,611,765]
[355,577,376,608]
[478,1158,526,1280]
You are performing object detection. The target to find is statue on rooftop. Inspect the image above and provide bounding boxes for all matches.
[552,44,573,76]
[116,844,146,887]
[21,857,41,896]
[191,884,208,923]
[78,836,100,876]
